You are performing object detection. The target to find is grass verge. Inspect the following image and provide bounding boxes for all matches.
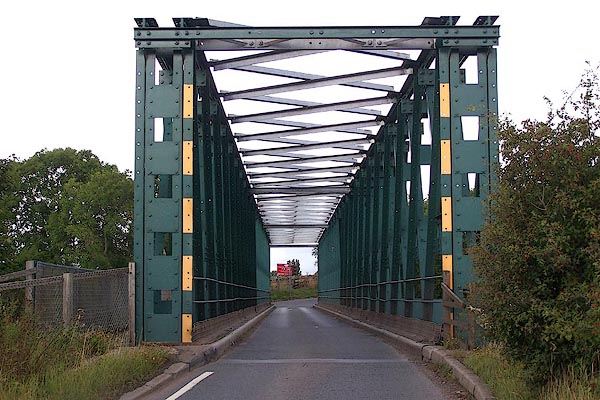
[464,343,599,400]
[0,306,169,400]
[271,287,318,302]
[464,343,533,400]
[0,346,169,400]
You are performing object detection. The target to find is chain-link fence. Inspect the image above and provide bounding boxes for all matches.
[0,261,132,340]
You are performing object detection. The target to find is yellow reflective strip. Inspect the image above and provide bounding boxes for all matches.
[183,198,193,233]
[182,314,192,343]
[183,84,193,118]
[442,255,453,289]
[183,256,192,291]
[183,141,193,175]
[442,197,452,232]
[441,140,451,175]
[440,83,450,118]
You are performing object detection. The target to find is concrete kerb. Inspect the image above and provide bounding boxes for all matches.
[314,304,495,400]
[120,304,275,400]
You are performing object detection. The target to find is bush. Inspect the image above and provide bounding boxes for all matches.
[471,65,600,382]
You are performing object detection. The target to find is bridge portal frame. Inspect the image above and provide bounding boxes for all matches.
[133,16,499,343]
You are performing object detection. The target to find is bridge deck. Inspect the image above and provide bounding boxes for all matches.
[146,299,450,400]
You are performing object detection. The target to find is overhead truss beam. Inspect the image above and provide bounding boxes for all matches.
[223,65,395,92]
[230,96,395,123]
[222,67,411,100]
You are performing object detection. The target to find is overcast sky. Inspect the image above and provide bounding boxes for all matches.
[1,1,597,274]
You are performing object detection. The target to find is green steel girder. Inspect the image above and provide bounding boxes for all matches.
[134,23,270,344]
[135,15,499,343]
[318,17,499,328]
[135,25,499,40]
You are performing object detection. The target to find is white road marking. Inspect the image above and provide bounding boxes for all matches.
[165,371,214,400]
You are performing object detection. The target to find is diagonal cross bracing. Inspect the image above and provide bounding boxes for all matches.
[134,15,498,251]
[229,96,395,123]
[210,50,328,70]
[235,118,373,135]
[222,67,411,100]
[235,120,382,142]
[133,15,500,344]
[223,65,395,92]
[230,94,383,116]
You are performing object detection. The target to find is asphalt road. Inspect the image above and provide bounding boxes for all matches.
[148,298,448,400]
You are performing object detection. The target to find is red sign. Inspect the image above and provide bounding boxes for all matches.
[277,263,292,276]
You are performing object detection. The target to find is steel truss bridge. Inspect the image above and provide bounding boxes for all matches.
[133,16,499,343]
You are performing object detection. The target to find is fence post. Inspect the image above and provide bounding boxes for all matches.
[62,273,73,327]
[442,270,454,339]
[25,260,35,309]
[128,262,136,345]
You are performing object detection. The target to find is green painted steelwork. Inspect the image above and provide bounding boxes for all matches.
[318,17,499,326]
[134,15,499,343]
[134,19,270,343]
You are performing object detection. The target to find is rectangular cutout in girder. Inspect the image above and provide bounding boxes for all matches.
[462,173,480,197]
[462,231,480,255]
[153,290,172,314]
[154,232,172,256]
[153,118,174,143]
[461,116,479,141]
[154,175,172,198]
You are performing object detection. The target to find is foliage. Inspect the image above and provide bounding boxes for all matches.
[540,363,600,400]
[0,148,133,271]
[465,344,600,400]
[0,304,168,400]
[0,310,116,382]
[471,65,600,382]
[54,166,133,269]
[0,157,19,274]
[286,258,301,276]
[270,287,317,302]
[464,343,534,400]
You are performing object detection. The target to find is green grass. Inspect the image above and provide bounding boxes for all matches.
[464,343,600,400]
[0,305,169,400]
[464,343,534,400]
[539,365,600,400]
[0,346,168,400]
[270,287,318,302]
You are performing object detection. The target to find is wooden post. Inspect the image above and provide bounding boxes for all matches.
[62,273,73,327]
[128,262,136,345]
[442,270,454,339]
[467,282,475,349]
[25,260,35,310]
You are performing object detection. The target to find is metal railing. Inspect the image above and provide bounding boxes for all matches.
[192,276,270,304]
[318,275,443,293]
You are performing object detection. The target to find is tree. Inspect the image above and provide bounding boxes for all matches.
[51,166,133,268]
[286,259,301,276]
[471,65,600,382]
[0,148,133,271]
[312,246,318,272]
[0,157,19,274]
[11,148,104,266]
